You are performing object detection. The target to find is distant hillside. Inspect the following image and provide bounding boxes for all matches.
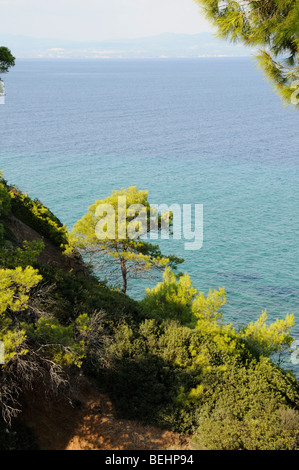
[0,32,255,59]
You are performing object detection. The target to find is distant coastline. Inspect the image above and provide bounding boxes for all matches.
[0,32,255,59]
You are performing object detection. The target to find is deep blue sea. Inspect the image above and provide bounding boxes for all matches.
[0,58,298,373]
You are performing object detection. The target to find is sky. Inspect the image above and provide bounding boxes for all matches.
[0,0,213,41]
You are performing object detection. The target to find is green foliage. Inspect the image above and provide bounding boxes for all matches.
[192,359,299,450]
[0,175,298,449]
[141,268,294,361]
[0,174,12,246]
[192,285,226,322]
[36,264,142,327]
[104,320,182,425]
[0,319,28,363]
[0,263,87,368]
[0,47,15,76]
[0,236,108,424]
[24,314,90,368]
[9,189,68,250]
[0,265,42,314]
[0,180,11,218]
[0,256,42,367]
[241,309,295,358]
[195,0,299,108]
[102,268,299,448]
[140,268,197,324]
[141,267,226,327]
[72,186,184,293]
[0,240,45,269]
[104,314,299,446]
[193,407,299,450]
[0,179,12,246]
[0,268,108,424]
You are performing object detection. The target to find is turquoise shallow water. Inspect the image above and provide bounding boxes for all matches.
[0,58,298,372]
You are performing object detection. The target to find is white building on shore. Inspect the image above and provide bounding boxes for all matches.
[0,80,5,104]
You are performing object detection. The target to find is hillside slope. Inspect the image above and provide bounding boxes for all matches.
[21,374,191,451]
[1,177,298,451]
[0,182,191,450]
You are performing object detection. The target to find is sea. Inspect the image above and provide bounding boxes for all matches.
[0,57,298,374]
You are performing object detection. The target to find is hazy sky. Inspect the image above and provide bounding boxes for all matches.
[0,0,213,40]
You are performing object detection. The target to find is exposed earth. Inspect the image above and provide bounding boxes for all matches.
[21,374,192,451]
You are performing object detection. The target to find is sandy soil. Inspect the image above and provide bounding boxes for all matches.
[21,375,192,451]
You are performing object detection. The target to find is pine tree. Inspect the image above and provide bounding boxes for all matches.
[194,0,299,107]
[0,47,15,79]
[71,186,184,293]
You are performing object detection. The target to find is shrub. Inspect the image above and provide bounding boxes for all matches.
[103,314,299,448]
[9,189,68,249]
[140,267,227,327]
[193,406,299,450]
[0,182,11,218]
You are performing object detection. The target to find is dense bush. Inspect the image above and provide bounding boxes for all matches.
[103,317,299,448]
[0,182,11,218]
[193,407,299,450]
[0,240,44,270]
[0,177,12,244]
[102,269,298,449]
[192,360,299,450]
[9,189,68,250]
[0,237,109,427]
[36,264,142,327]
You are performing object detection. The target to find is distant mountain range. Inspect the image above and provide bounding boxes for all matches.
[0,33,255,59]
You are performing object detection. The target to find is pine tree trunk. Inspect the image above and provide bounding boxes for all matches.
[120,258,127,294]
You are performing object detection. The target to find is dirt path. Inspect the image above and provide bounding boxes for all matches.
[21,375,191,451]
